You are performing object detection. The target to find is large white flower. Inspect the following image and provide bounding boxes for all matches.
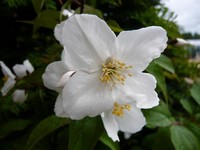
[42,14,167,121]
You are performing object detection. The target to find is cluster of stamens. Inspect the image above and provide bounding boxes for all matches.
[100,58,133,85]
[112,102,131,117]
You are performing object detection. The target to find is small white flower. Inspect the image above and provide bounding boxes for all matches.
[13,59,34,78]
[1,78,16,96]
[0,59,34,96]
[0,61,16,96]
[23,59,34,74]
[175,38,189,46]
[12,64,27,78]
[43,14,168,122]
[0,61,16,79]
[62,9,75,17]
[12,89,27,103]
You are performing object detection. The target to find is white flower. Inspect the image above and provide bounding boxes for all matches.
[0,59,34,97]
[0,61,16,96]
[101,72,160,141]
[13,59,34,78]
[43,14,168,122]
[23,59,34,74]
[62,9,75,17]
[174,38,189,46]
[0,61,16,79]
[1,78,16,96]
[168,38,189,46]
[12,89,27,103]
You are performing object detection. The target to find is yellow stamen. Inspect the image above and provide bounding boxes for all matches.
[100,58,133,85]
[2,76,8,82]
[112,102,131,117]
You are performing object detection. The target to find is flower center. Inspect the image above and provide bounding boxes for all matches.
[112,102,131,117]
[100,58,133,85]
[2,76,9,82]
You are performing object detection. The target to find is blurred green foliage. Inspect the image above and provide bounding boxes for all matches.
[0,0,200,150]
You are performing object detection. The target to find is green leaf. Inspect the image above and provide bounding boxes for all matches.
[180,98,193,114]
[0,119,32,139]
[154,54,175,74]
[147,63,168,100]
[68,116,104,150]
[32,0,45,14]
[107,20,123,32]
[25,115,69,150]
[76,5,103,18]
[170,125,200,150]
[186,123,200,139]
[21,9,60,29]
[143,101,174,128]
[100,132,120,150]
[186,122,200,139]
[191,82,200,106]
[143,127,174,150]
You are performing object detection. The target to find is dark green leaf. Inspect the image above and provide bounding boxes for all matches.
[21,10,60,29]
[154,54,175,73]
[32,0,45,14]
[100,132,120,150]
[0,119,32,139]
[191,82,200,106]
[170,125,200,150]
[180,99,193,114]
[76,5,103,18]
[143,127,174,150]
[68,116,104,150]
[25,115,69,150]
[107,20,123,32]
[143,101,174,128]
[186,123,200,139]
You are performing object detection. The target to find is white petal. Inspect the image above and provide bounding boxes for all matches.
[23,59,34,74]
[54,94,69,118]
[12,89,27,103]
[62,9,74,17]
[42,61,71,92]
[101,112,119,141]
[62,71,114,120]
[1,78,16,96]
[13,64,27,78]
[116,103,146,133]
[115,26,168,72]
[54,21,65,44]
[123,73,159,108]
[56,71,75,88]
[0,61,16,79]
[55,14,116,72]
